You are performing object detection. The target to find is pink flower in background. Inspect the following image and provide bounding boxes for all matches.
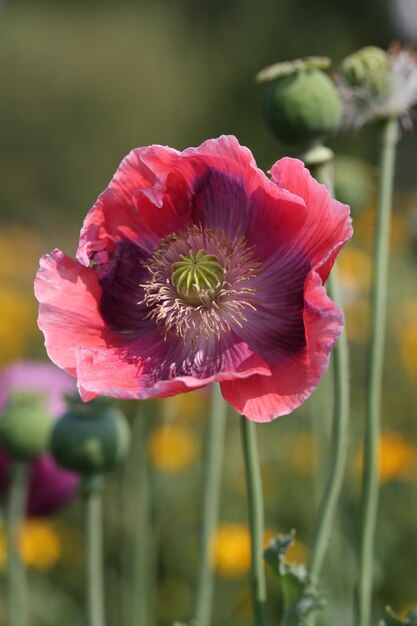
[35,136,351,422]
[0,361,79,516]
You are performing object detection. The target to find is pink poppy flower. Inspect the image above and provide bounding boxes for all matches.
[35,136,351,422]
[0,361,79,516]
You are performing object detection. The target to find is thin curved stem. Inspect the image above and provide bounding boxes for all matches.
[240,416,269,626]
[302,150,350,585]
[7,460,29,626]
[193,383,228,626]
[356,116,399,626]
[309,270,350,581]
[84,475,106,626]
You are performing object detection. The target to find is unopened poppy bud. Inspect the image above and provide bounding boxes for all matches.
[0,392,53,459]
[256,57,341,145]
[50,397,130,475]
[340,46,390,95]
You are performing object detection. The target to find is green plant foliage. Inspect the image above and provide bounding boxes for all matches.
[264,532,326,626]
[379,607,417,626]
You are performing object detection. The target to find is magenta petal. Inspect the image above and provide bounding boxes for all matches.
[0,452,10,493]
[27,456,78,517]
[220,271,344,421]
[0,451,78,517]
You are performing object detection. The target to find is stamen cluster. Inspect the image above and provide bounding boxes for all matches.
[141,225,260,344]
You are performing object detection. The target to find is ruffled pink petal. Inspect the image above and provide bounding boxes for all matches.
[35,250,122,377]
[75,331,271,401]
[270,157,352,281]
[77,145,192,264]
[184,135,257,165]
[220,270,344,422]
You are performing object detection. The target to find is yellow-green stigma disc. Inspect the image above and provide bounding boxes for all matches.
[171,249,224,306]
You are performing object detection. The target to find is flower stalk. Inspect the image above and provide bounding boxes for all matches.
[193,383,228,626]
[240,416,269,626]
[6,460,29,626]
[83,474,106,626]
[309,268,350,583]
[356,116,399,626]
[301,147,350,585]
[122,402,155,626]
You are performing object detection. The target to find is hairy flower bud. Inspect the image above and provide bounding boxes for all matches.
[256,57,341,145]
[336,44,417,129]
[50,397,130,475]
[340,46,390,95]
[0,392,53,460]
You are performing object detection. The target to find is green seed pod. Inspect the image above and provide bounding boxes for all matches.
[0,392,53,459]
[50,396,130,475]
[257,57,341,146]
[340,46,390,95]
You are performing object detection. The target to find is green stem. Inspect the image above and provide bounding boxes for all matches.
[84,475,106,626]
[309,269,350,581]
[193,383,228,626]
[7,460,29,626]
[303,150,350,584]
[240,416,269,626]
[356,116,399,626]
[122,402,155,626]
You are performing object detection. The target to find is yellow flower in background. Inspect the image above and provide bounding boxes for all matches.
[0,226,44,365]
[356,432,417,483]
[0,287,37,366]
[211,523,251,578]
[149,424,199,471]
[0,520,61,571]
[21,520,61,570]
[210,523,308,578]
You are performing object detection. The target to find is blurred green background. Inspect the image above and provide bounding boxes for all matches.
[1,0,417,624]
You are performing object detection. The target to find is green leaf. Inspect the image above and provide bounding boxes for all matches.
[379,607,417,626]
[264,531,326,626]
